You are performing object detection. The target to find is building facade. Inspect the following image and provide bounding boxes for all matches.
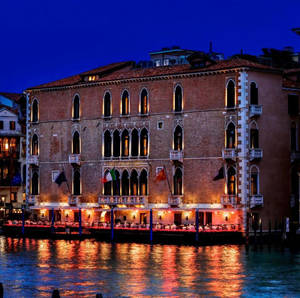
[25,56,295,232]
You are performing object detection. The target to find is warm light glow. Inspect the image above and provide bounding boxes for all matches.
[40,209,46,217]
[100,211,106,218]
[158,211,164,217]
[65,210,70,217]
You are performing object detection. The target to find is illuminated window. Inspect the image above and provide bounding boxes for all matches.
[130,170,138,196]
[131,129,139,157]
[32,134,39,155]
[3,138,9,152]
[227,167,236,195]
[73,169,81,195]
[174,85,182,112]
[140,128,148,156]
[113,130,120,157]
[88,76,96,81]
[104,92,111,118]
[140,89,148,115]
[250,122,259,149]
[31,172,39,195]
[9,121,15,130]
[174,126,182,151]
[113,170,120,195]
[173,168,183,195]
[121,90,129,115]
[72,131,80,154]
[226,123,235,148]
[226,80,235,108]
[121,170,129,196]
[72,95,80,119]
[104,130,111,157]
[250,82,258,105]
[250,166,259,195]
[121,130,129,157]
[32,99,39,122]
[139,170,148,195]
[104,170,112,195]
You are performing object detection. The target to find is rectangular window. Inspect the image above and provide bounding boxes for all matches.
[10,192,17,202]
[199,212,204,226]
[288,95,299,116]
[157,121,164,130]
[0,121,3,130]
[206,212,212,225]
[10,121,15,130]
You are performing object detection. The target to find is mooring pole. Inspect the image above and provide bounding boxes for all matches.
[150,208,153,243]
[111,207,114,242]
[195,208,199,242]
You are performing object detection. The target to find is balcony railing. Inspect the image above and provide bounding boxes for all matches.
[27,195,39,205]
[69,154,81,165]
[168,196,182,206]
[221,195,237,206]
[170,150,184,161]
[249,148,263,160]
[249,105,262,117]
[249,195,264,208]
[222,148,237,160]
[98,196,148,205]
[28,155,39,166]
[291,151,300,162]
[68,195,81,206]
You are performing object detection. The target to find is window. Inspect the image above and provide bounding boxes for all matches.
[104,170,112,195]
[250,123,259,148]
[121,170,129,196]
[140,128,148,156]
[104,92,111,118]
[32,99,39,122]
[173,168,183,195]
[226,80,235,108]
[140,170,148,195]
[226,123,235,148]
[291,122,297,151]
[206,212,212,225]
[113,130,120,157]
[157,121,164,130]
[9,121,15,130]
[130,170,138,196]
[198,212,204,226]
[73,170,81,195]
[32,134,39,155]
[227,167,236,195]
[131,129,139,157]
[121,90,129,115]
[31,172,39,195]
[288,95,299,116]
[0,121,3,130]
[72,131,80,154]
[174,85,183,112]
[113,170,120,195]
[72,95,80,119]
[155,60,161,67]
[174,126,182,151]
[250,82,258,105]
[104,130,111,157]
[164,59,169,66]
[140,89,148,115]
[250,166,259,195]
[121,130,129,157]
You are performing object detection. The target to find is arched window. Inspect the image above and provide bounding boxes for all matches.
[140,128,148,156]
[121,170,129,196]
[113,130,120,157]
[122,130,129,157]
[226,80,235,108]
[104,170,112,195]
[113,170,120,195]
[250,166,259,195]
[174,85,182,112]
[291,122,297,151]
[130,170,138,196]
[104,130,111,157]
[73,170,81,195]
[32,134,39,155]
[226,123,235,148]
[173,168,183,195]
[131,129,139,157]
[104,92,111,117]
[32,99,39,122]
[174,126,182,151]
[121,90,129,115]
[140,170,148,195]
[250,82,258,105]
[31,172,39,195]
[73,95,80,119]
[250,123,259,149]
[227,167,236,195]
[72,131,80,154]
[140,89,148,115]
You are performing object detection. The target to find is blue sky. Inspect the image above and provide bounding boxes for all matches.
[0,0,299,92]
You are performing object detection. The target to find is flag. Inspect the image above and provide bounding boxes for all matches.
[155,168,166,182]
[102,168,116,183]
[55,171,67,186]
[213,166,224,181]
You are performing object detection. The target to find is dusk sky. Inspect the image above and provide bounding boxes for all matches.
[0,0,299,93]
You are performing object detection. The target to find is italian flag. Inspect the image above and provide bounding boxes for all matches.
[101,168,116,183]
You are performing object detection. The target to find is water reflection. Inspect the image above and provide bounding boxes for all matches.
[0,237,300,297]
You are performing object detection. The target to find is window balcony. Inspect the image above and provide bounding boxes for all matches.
[98,195,148,206]
[69,154,81,165]
[221,195,237,207]
[27,195,39,205]
[249,148,263,160]
[28,155,39,166]
[170,150,184,161]
[249,105,262,117]
[222,148,237,160]
[168,196,183,206]
[249,195,264,208]
[291,151,300,162]
[68,195,81,206]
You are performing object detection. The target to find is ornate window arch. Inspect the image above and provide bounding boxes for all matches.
[140,88,149,115]
[174,125,183,151]
[121,90,130,116]
[226,79,235,108]
[227,166,236,195]
[72,131,80,154]
[72,94,80,120]
[250,121,259,148]
[113,130,120,157]
[103,169,112,195]
[32,134,39,155]
[104,130,112,157]
[226,122,235,148]
[140,128,148,157]
[113,169,120,195]
[32,98,39,122]
[250,82,258,105]
[174,84,183,112]
[173,167,183,195]
[131,129,139,157]
[121,170,129,196]
[31,171,39,195]
[250,165,259,195]
[121,129,129,157]
[130,169,139,195]
[103,91,112,118]
[140,169,148,195]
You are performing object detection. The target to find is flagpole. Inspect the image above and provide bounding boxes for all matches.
[163,165,173,197]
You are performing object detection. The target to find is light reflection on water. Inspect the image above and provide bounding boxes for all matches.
[0,236,300,297]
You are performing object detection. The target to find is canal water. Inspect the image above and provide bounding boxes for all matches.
[0,237,300,297]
